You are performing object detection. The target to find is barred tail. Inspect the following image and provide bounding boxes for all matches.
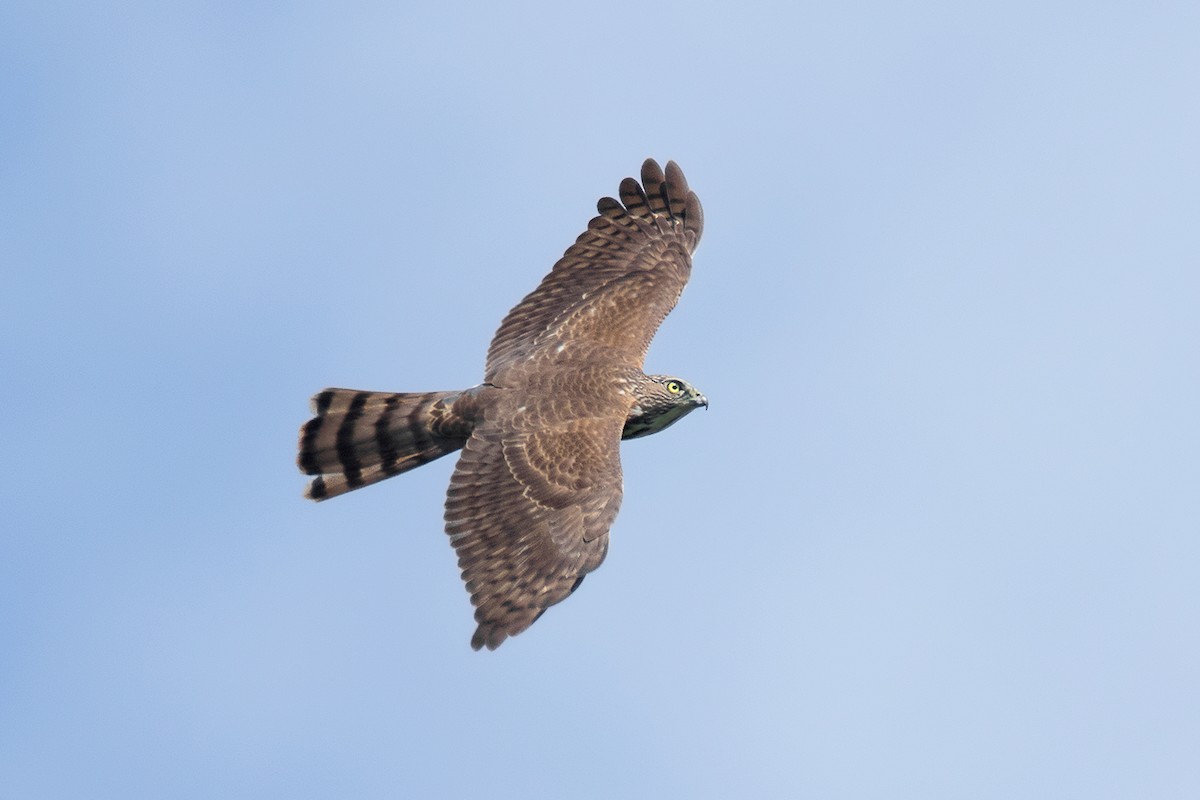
[297,388,470,501]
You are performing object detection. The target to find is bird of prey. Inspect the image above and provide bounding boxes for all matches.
[297,159,707,650]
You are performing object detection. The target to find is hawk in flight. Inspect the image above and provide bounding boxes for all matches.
[298,159,707,649]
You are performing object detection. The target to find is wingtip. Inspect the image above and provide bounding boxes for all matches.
[641,158,665,189]
[664,159,686,189]
[471,624,506,651]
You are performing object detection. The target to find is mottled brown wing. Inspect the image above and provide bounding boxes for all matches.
[443,407,625,650]
[485,159,704,380]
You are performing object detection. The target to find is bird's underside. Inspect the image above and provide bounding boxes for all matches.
[298,159,706,649]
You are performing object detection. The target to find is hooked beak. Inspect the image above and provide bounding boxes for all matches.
[695,393,709,410]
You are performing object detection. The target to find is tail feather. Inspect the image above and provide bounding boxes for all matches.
[297,388,470,501]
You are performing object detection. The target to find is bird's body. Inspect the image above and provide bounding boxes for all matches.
[298,159,706,649]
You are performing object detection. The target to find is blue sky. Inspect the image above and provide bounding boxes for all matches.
[3,1,1198,797]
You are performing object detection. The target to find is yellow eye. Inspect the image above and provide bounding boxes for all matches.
[666,380,682,394]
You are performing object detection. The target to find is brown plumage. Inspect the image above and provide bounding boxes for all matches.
[298,159,707,649]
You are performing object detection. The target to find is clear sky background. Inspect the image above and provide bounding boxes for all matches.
[3,2,1198,797]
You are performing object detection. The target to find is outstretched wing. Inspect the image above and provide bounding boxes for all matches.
[485,159,704,380]
[444,408,625,651]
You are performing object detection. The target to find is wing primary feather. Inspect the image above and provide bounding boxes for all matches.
[640,159,669,217]
[618,176,652,222]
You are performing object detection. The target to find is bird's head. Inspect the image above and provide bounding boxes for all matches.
[622,375,708,440]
